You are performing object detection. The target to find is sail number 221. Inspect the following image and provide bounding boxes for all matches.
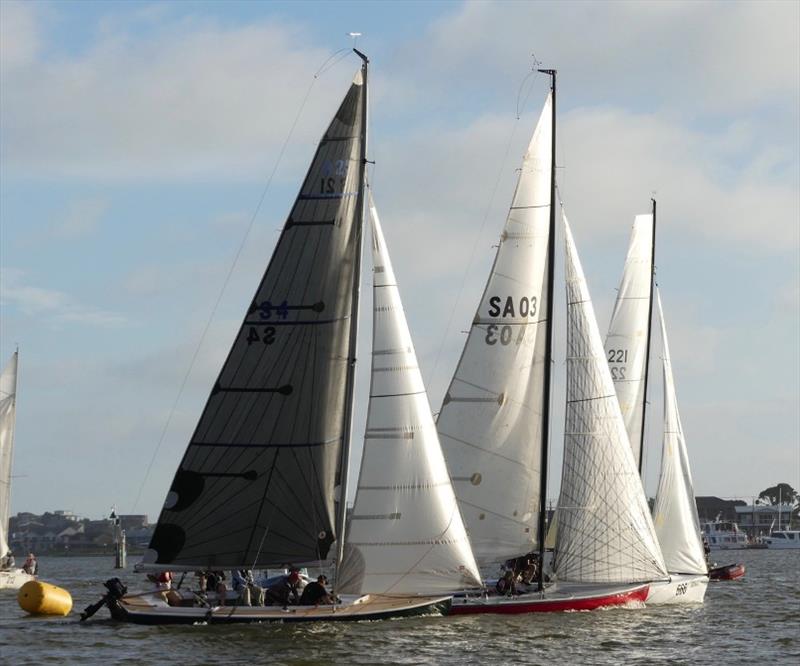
[607,348,628,380]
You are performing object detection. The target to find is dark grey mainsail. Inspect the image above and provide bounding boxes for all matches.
[145,68,366,570]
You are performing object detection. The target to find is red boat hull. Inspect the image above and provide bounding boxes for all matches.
[708,563,745,581]
[448,584,649,615]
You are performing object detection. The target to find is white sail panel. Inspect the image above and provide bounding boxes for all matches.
[604,215,653,468]
[0,352,18,558]
[554,218,666,583]
[437,95,552,564]
[339,197,481,595]
[652,291,707,575]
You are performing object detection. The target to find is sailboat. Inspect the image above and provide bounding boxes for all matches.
[604,207,709,603]
[0,351,34,591]
[85,51,480,624]
[440,71,653,615]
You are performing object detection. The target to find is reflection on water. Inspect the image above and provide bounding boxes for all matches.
[1,549,798,665]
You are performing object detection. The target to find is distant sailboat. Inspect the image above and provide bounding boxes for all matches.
[604,207,709,603]
[443,71,653,614]
[85,51,479,624]
[0,351,35,591]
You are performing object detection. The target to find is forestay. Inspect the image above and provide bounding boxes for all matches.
[603,215,653,468]
[652,290,707,575]
[0,352,18,558]
[437,95,553,564]
[554,218,666,584]
[338,195,481,595]
[145,70,366,569]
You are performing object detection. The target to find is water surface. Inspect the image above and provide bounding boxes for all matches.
[1,549,798,665]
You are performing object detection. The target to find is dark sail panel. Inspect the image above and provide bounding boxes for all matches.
[146,71,365,569]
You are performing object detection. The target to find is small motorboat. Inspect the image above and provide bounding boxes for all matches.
[708,563,745,581]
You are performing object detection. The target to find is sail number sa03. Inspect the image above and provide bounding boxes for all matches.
[484,295,537,346]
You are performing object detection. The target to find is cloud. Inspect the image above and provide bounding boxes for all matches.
[1,10,357,181]
[0,1,41,72]
[0,268,127,327]
[49,197,109,238]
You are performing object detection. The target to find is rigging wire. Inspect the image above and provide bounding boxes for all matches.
[427,61,548,397]
[130,48,356,513]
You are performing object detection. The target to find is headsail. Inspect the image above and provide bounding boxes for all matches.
[603,214,654,469]
[652,290,707,575]
[554,217,666,584]
[0,352,18,558]
[436,95,553,564]
[338,195,481,594]
[145,69,367,569]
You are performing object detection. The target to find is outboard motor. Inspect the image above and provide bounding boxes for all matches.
[80,578,128,621]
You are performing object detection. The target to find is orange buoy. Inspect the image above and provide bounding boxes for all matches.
[18,580,73,616]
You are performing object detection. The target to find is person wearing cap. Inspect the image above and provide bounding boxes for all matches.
[298,574,334,606]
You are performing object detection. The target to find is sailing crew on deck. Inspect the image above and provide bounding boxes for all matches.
[232,569,264,606]
[495,570,517,597]
[1,551,14,569]
[22,552,37,575]
[298,575,334,605]
[206,571,227,606]
[265,568,302,606]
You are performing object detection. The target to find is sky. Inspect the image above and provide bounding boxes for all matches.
[1,0,798,522]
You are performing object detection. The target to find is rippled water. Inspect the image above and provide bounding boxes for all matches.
[1,549,798,665]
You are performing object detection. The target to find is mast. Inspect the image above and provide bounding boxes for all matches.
[334,48,369,582]
[536,67,556,592]
[638,198,656,475]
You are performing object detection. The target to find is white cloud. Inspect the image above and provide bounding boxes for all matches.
[0,1,41,72]
[49,197,109,238]
[0,267,127,327]
[1,13,357,181]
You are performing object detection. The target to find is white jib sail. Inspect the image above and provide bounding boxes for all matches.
[338,194,482,595]
[554,217,667,584]
[436,94,552,565]
[652,290,707,575]
[604,215,653,468]
[0,352,18,558]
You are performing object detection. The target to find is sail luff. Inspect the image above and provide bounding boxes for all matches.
[637,199,657,475]
[537,67,556,592]
[0,352,18,558]
[554,216,667,584]
[144,67,368,570]
[436,94,553,565]
[603,214,655,470]
[334,50,369,579]
[652,290,707,575]
[337,194,481,595]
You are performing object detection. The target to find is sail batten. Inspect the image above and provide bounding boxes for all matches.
[436,95,553,565]
[553,217,667,584]
[337,195,481,595]
[144,71,367,569]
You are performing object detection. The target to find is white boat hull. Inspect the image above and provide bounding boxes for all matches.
[0,569,35,590]
[646,574,708,605]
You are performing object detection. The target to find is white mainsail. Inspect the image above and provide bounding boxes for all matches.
[437,95,552,564]
[339,196,482,594]
[603,214,653,469]
[554,218,666,584]
[0,352,18,558]
[652,290,707,575]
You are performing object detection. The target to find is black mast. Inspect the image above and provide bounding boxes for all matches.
[536,68,556,593]
[638,198,657,475]
[334,49,369,586]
